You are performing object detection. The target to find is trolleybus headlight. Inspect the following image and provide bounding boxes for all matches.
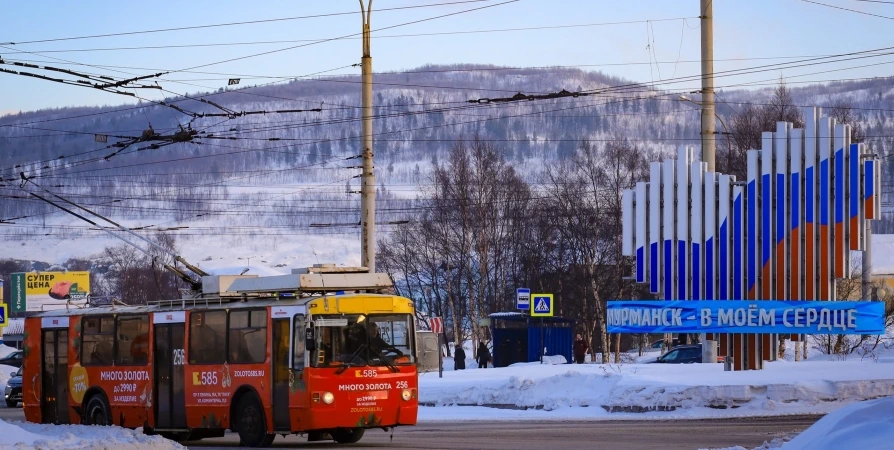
[322,392,335,404]
[401,389,412,401]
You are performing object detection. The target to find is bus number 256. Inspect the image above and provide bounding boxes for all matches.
[172,349,185,366]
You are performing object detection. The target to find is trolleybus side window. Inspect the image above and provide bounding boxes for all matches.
[82,316,115,366]
[292,315,306,370]
[189,310,227,364]
[228,309,267,364]
[115,315,149,366]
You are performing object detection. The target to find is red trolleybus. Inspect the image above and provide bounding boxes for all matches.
[22,266,419,447]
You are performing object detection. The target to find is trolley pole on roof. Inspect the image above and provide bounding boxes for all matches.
[359,0,376,272]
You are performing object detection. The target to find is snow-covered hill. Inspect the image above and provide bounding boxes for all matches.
[1,65,892,269]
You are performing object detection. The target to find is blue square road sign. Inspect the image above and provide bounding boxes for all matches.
[530,294,553,317]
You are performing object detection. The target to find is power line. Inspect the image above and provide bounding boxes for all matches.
[170,0,521,74]
[3,60,892,180]
[12,52,893,81]
[800,0,894,19]
[4,43,891,132]
[2,67,888,160]
[581,45,894,95]
[0,151,361,222]
[0,17,698,54]
[1,0,494,45]
[0,63,354,130]
[1,92,669,183]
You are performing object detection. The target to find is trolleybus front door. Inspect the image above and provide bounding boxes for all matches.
[154,323,186,429]
[272,318,290,431]
[40,329,69,424]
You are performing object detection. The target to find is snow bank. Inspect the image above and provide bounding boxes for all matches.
[0,420,184,450]
[509,355,567,366]
[702,396,894,450]
[0,420,45,447]
[781,396,894,450]
[0,364,17,387]
[419,357,894,420]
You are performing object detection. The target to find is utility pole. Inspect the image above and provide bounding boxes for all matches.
[360,0,376,272]
[700,0,718,365]
[700,0,715,171]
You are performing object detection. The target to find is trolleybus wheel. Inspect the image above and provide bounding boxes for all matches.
[332,427,365,444]
[235,394,272,448]
[84,395,111,426]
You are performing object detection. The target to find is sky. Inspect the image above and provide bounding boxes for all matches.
[0,0,892,115]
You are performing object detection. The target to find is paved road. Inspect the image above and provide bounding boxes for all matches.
[0,406,25,422]
[0,406,820,449]
[188,416,821,450]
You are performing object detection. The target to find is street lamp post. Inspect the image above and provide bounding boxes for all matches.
[680,95,732,170]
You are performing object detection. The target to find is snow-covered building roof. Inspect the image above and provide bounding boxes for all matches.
[1,319,23,337]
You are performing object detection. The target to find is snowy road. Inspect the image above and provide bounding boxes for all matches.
[0,406,821,449]
[187,416,821,449]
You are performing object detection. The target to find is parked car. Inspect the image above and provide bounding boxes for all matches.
[0,350,23,368]
[5,366,22,407]
[652,344,704,364]
[651,344,727,364]
[625,339,681,354]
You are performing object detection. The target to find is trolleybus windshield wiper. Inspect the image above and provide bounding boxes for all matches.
[375,351,400,373]
[335,344,368,375]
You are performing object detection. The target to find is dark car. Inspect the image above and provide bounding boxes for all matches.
[5,366,22,407]
[653,344,704,364]
[650,339,680,350]
[0,350,23,368]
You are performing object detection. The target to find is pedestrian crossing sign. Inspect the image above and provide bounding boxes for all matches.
[530,294,553,317]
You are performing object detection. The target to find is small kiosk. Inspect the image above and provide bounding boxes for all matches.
[489,312,574,367]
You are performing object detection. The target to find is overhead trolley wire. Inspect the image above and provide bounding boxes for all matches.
[800,0,894,20]
[167,0,521,74]
[0,0,496,45]
[0,17,698,54]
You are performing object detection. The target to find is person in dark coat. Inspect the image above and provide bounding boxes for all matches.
[573,333,588,364]
[454,345,466,370]
[477,341,490,369]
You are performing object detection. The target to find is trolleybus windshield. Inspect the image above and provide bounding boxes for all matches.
[312,314,414,369]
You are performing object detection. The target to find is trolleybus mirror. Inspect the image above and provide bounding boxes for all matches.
[306,323,316,351]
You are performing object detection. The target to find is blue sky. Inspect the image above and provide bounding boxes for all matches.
[1,0,892,114]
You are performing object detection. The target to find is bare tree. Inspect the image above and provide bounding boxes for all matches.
[378,135,531,359]
[719,79,804,180]
[542,139,647,363]
[826,100,866,144]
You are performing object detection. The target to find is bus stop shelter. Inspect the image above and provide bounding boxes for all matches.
[488,312,574,367]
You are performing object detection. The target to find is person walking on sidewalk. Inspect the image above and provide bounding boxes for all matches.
[477,341,490,369]
[454,345,466,370]
[573,334,588,364]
